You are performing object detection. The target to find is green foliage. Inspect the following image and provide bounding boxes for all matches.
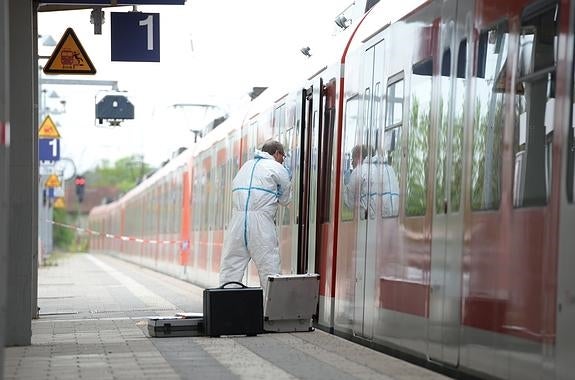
[406,94,430,217]
[471,96,504,210]
[84,154,154,193]
[52,207,75,249]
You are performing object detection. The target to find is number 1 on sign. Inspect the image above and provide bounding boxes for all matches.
[49,139,59,156]
[139,15,154,51]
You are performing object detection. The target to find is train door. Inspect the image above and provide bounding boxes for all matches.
[427,0,470,366]
[353,39,384,340]
[297,78,323,274]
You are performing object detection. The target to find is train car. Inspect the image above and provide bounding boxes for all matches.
[89,0,575,379]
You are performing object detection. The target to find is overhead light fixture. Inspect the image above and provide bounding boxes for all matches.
[300,46,312,58]
[335,14,351,29]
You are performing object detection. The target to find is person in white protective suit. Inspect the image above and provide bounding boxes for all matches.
[219,140,292,295]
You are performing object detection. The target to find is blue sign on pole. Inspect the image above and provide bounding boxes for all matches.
[39,138,60,161]
[111,12,160,62]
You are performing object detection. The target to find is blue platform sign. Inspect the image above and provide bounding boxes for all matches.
[111,12,160,62]
[39,138,60,161]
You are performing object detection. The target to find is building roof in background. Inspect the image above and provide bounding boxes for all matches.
[64,182,121,214]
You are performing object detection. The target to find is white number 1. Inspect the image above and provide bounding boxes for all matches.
[139,15,154,51]
[48,139,58,157]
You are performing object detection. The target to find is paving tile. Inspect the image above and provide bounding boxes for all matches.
[4,253,453,380]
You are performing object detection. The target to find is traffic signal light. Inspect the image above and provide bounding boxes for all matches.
[74,175,86,203]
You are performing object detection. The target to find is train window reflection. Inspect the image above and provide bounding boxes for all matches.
[383,74,403,218]
[471,24,508,211]
[406,66,431,217]
[513,4,557,207]
[342,94,360,221]
[281,127,293,225]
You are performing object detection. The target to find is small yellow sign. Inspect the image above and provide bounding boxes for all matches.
[38,115,61,139]
[44,174,61,188]
[53,197,66,209]
[43,28,96,75]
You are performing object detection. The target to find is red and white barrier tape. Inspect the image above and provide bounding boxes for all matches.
[48,220,187,247]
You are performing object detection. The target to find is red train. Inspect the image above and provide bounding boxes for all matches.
[89,0,575,378]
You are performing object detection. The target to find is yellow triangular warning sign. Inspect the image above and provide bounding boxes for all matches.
[39,115,61,139]
[44,174,61,188]
[43,28,96,75]
[53,197,66,209]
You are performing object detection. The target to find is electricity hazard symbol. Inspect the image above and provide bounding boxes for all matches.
[38,115,61,139]
[43,28,96,75]
[44,174,61,188]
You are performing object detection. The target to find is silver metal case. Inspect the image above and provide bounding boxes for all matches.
[264,273,320,332]
[147,313,204,337]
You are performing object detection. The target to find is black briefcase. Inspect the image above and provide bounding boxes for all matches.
[203,282,263,337]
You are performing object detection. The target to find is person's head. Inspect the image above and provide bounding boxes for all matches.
[262,140,286,164]
[351,144,369,168]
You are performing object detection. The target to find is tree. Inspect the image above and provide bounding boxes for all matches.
[84,154,155,193]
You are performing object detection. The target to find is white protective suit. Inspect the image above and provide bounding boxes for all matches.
[219,149,292,293]
[344,154,400,219]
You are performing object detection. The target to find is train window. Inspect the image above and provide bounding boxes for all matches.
[282,127,293,225]
[513,3,557,207]
[342,94,360,221]
[363,87,371,145]
[193,169,201,231]
[310,109,318,225]
[215,164,225,229]
[208,166,216,229]
[319,79,336,223]
[406,61,431,216]
[274,103,286,138]
[223,158,231,227]
[383,74,403,218]
[471,24,508,210]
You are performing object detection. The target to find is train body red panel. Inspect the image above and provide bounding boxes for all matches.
[89,0,575,379]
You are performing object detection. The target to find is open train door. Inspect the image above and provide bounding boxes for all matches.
[427,0,471,367]
[296,78,324,274]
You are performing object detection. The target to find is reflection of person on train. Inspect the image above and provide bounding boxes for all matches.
[344,145,400,219]
[344,144,369,218]
[219,140,292,296]
[380,152,399,217]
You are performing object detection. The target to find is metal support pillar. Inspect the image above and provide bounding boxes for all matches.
[0,0,10,369]
[5,0,36,345]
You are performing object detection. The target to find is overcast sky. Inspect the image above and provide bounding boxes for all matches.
[38,0,354,173]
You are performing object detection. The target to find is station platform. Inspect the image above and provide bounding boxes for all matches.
[4,253,451,380]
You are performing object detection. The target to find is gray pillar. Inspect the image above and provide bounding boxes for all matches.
[5,0,36,346]
[0,0,10,370]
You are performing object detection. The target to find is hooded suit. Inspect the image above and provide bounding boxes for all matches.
[219,149,292,294]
